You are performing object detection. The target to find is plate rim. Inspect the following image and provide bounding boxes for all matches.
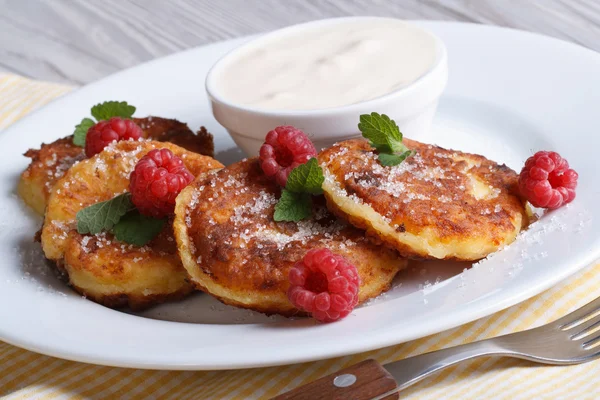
[1,20,599,370]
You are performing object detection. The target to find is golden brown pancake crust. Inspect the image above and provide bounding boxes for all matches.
[19,137,86,215]
[19,117,214,215]
[41,140,223,310]
[134,117,214,156]
[318,138,528,260]
[174,158,406,316]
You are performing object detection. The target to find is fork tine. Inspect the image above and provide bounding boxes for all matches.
[555,296,600,330]
[582,335,600,351]
[571,316,600,340]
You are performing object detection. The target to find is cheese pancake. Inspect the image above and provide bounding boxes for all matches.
[318,139,528,261]
[18,117,214,215]
[41,140,223,310]
[173,158,407,317]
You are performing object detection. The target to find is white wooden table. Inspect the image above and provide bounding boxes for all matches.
[1,0,599,85]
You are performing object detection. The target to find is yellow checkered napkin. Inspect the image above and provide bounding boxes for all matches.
[1,73,599,399]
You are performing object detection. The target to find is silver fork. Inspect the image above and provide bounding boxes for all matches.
[274,296,600,400]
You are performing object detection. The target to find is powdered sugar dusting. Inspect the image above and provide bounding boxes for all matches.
[45,153,86,189]
[230,191,278,226]
[324,142,513,218]
[51,220,74,241]
[81,236,91,253]
[323,169,363,205]
[102,139,151,179]
[185,185,205,228]
[469,207,593,279]
[236,212,348,251]
[224,184,349,250]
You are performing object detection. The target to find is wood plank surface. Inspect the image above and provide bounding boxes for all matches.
[1,0,599,84]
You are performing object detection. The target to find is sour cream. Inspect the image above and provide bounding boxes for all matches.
[214,19,438,111]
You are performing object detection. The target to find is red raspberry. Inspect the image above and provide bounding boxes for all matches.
[259,126,317,187]
[519,151,578,209]
[129,149,194,218]
[85,117,143,157]
[287,248,360,323]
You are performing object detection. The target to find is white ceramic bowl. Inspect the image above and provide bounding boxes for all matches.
[206,17,448,156]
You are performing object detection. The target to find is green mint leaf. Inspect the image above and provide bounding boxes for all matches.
[371,142,392,153]
[358,112,402,148]
[285,158,324,195]
[112,210,166,246]
[72,117,95,147]
[91,101,136,121]
[360,112,414,167]
[389,140,411,154]
[378,150,413,167]
[76,193,134,235]
[272,159,324,222]
[273,189,311,222]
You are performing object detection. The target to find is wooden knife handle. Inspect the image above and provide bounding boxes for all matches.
[271,359,398,400]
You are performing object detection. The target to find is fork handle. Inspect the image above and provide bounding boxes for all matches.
[272,340,510,400]
[377,339,508,396]
[271,359,399,400]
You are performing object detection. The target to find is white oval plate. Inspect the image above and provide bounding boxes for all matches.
[0,22,599,370]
